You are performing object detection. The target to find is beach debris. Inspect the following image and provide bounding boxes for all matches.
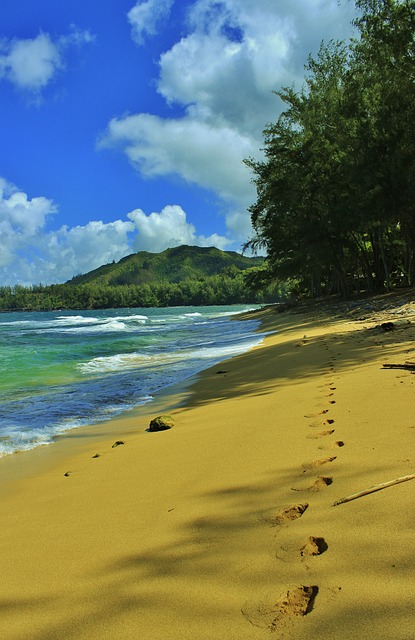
[112,440,125,448]
[333,473,415,506]
[215,369,229,374]
[300,536,328,557]
[148,415,175,432]
[64,471,71,477]
[382,362,415,371]
[242,585,318,631]
[92,453,100,458]
[379,319,411,332]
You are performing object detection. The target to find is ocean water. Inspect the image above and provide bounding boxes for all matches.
[0,305,264,457]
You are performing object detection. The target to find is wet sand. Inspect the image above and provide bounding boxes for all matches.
[1,295,414,640]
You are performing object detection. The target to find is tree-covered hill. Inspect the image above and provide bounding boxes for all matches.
[67,245,265,286]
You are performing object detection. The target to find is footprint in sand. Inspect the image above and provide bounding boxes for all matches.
[318,441,344,451]
[302,457,337,472]
[304,409,329,418]
[291,476,333,492]
[242,585,318,632]
[265,503,309,525]
[308,420,323,428]
[276,535,328,561]
[306,429,335,439]
[300,536,328,557]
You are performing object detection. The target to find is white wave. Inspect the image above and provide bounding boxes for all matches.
[54,315,99,325]
[78,334,264,376]
[0,320,33,327]
[182,312,203,318]
[0,393,154,458]
[78,351,169,374]
[215,307,259,317]
[102,320,127,331]
[112,315,148,323]
[54,319,129,334]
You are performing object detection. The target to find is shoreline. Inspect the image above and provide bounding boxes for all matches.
[1,295,414,639]
[0,306,266,490]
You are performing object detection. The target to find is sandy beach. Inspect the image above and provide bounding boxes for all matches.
[1,294,414,640]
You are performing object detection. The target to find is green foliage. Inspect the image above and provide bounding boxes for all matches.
[245,0,415,297]
[69,245,264,286]
[0,247,285,311]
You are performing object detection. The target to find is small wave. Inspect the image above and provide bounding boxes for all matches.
[0,320,33,327]
[78,333,264,376]
[54,319,129,334]
[78,352,145,374]
[112,315,148,323]
[215,307,259,317]
[0,393,154,457]
[55,315,99,324]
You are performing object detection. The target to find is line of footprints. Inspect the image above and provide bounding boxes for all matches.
[243,336,343,631]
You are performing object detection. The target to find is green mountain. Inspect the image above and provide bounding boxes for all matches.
[67,245,264,286]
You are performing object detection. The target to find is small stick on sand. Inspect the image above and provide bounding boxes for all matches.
[333,473,415,506]
[382,363,415,370]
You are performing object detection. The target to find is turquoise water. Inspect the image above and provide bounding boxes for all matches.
[0,305,263,456]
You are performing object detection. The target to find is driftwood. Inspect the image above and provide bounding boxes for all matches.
[382,362,415,371]
[332,473,415,506]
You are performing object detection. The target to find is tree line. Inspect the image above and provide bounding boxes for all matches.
[0,270,285,312]
[245,0,415,297]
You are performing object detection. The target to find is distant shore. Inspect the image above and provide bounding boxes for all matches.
[1,292,414,640]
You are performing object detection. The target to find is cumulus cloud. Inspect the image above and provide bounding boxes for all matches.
[102,0,356,242]
[0,179,230,285]
[99,113,256,207]
[0,177,57,269]
[0,27,94,94]
[0,178,135,284]
[47,219,135,281]
[127,0,174,45]
[128,205,230,253]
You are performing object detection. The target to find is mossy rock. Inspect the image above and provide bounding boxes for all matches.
[148,415,175,432]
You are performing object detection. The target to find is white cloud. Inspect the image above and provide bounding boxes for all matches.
[0,178,57,268]
[102,0,356,244]
[0,27,94,94]
[127,0,174,45]
[0,33,62,92]
[0,179,231,285]
[48,219,135,280]
[100,113,256,206]
[128,205,230,253]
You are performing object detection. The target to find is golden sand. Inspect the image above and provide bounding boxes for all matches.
[1,297,414,640]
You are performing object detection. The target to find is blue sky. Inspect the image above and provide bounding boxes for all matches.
[0,0,356,285]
